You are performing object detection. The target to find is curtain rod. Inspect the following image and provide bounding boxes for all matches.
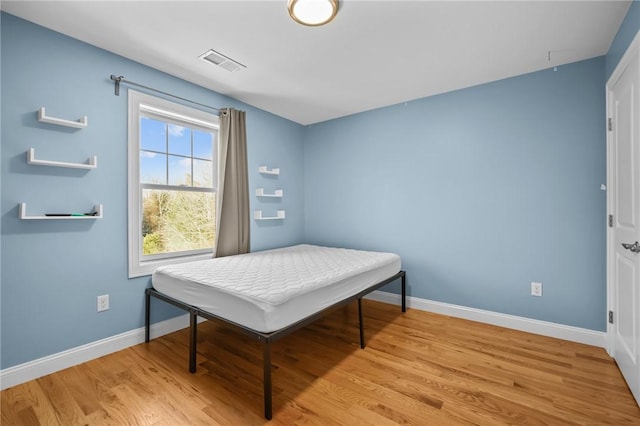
[109,75,221,113]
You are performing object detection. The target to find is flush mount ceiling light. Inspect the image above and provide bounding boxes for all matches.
[288,0,338,26]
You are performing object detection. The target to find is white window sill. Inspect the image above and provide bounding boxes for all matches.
[129,252,214,278]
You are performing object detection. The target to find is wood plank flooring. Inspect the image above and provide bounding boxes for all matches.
[2,300,639,425]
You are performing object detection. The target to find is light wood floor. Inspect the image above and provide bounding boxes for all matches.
[2,300,639,425]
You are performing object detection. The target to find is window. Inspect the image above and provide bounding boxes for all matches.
[128,90,219,277]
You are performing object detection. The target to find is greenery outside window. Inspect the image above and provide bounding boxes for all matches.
[128,90,219,277]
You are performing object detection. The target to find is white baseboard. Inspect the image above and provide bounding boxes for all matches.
[365,291,607,348]
[1,292,607,391]
[0,313,203,391]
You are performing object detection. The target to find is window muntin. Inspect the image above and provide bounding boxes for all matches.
[139,117,216,189]
[128,90,219,277]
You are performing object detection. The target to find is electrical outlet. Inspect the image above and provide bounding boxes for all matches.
[97,294,109,312]
[531,282,543,297]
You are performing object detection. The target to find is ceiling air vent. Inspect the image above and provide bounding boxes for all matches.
[198,49,246,72]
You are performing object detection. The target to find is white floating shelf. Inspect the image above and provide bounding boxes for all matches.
[254,210,285,220]
[19,203,103,220]
[258,165,280,175]
[27,148,97,170]
[256,188,283,198]
[38,107,88,129]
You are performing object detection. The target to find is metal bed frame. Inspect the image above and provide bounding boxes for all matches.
[145,270,406,420]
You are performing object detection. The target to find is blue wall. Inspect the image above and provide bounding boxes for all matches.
[606,0,640,80]
[304,57,607,331]
[0,13,305,369]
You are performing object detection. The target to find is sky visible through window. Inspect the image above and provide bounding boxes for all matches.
[140,117,214,187]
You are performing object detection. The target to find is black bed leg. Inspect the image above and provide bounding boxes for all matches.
[145,289,151,343]
[189,310,197,373]
[401,271,406,313]
[358,298,365,349]
[263,341,273,420]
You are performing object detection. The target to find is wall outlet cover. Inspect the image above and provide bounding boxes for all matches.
[531,282,543,297]
[97,294,109,312]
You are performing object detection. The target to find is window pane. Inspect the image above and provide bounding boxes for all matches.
[193,159,213,188]
[168,155,192,186]
[142,189,216,256]
[168,124,191,156]
[140,117,166,152]
[193,130,214,160]
[140,151,167,184]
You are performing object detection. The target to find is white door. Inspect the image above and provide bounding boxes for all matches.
[608,31,640,406]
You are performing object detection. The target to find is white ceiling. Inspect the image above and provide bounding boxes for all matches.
[1,0,632,125]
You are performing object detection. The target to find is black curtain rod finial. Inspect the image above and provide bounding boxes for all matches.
[110,74,124,96]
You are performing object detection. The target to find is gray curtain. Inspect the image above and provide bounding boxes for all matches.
[214,108,250,257]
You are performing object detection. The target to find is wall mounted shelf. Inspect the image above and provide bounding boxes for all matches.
[27,148,97,170]
[258,165,280,175]
[254,210,285,220]
[38,107,88,129]
[256,188,283,198]
[19,203,103,220]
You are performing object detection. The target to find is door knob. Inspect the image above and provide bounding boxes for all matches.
[622,241,640,253]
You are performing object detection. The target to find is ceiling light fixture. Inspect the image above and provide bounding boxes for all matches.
[288,0,338,27]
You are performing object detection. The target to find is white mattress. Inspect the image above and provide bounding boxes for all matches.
[152,244,401,333]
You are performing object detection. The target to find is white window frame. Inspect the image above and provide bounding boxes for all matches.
[128,90,219,278]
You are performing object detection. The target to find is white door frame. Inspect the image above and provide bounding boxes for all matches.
[606,30,640,356]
